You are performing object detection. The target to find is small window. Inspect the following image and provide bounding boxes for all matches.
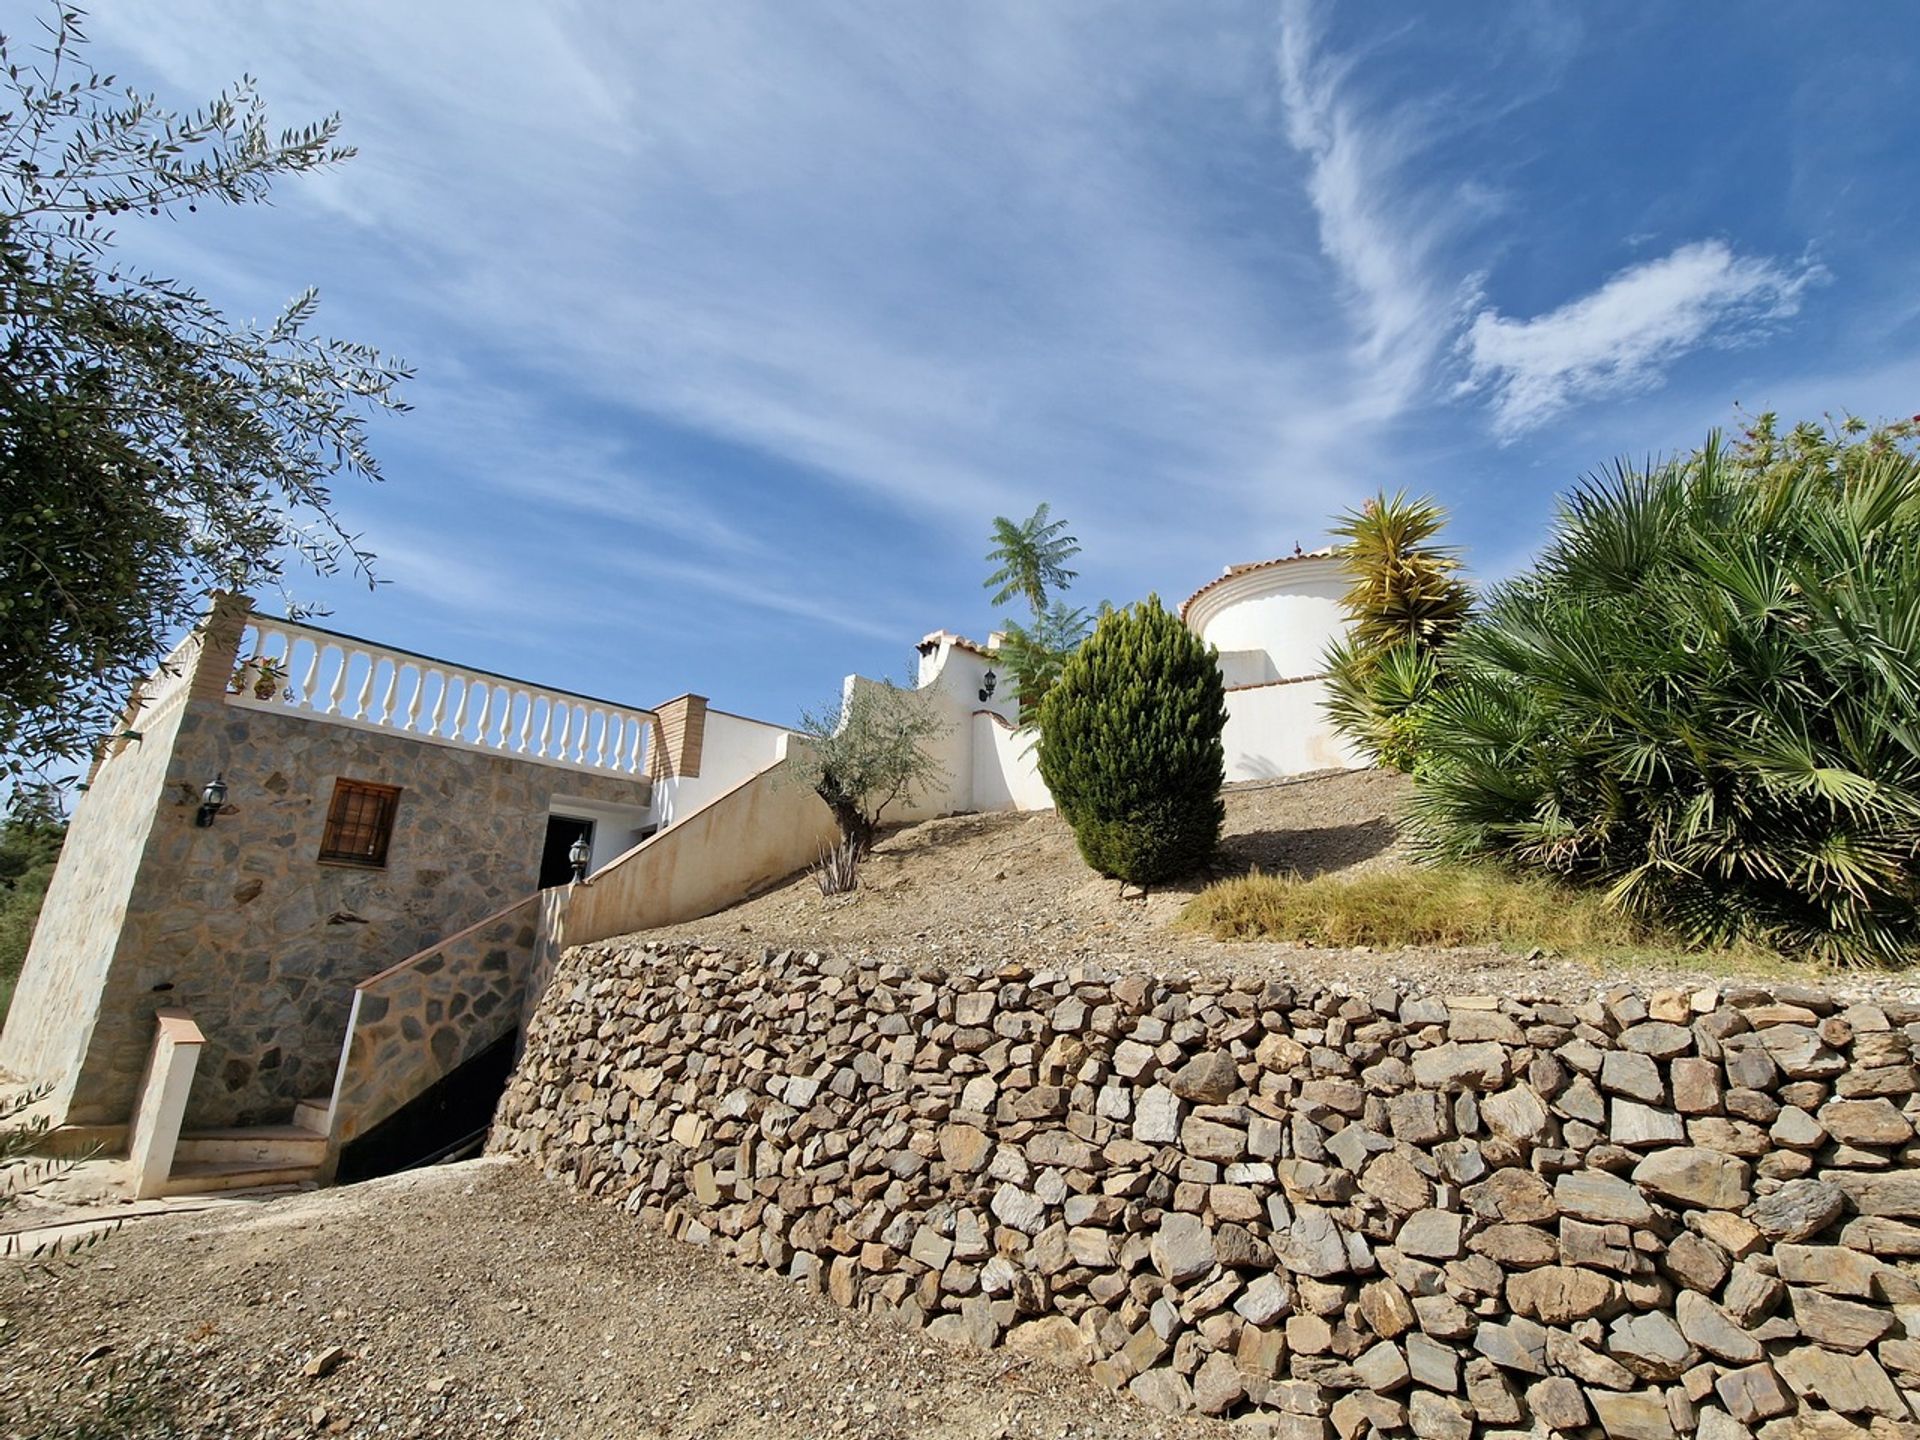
[318,779,402,868]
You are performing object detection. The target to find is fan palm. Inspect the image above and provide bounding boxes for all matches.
[1413,425,1920,966]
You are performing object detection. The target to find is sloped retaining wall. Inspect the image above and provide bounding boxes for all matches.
[492,943,1920,1439]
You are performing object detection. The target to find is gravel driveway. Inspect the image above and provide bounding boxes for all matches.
[0,1158,1231,1439]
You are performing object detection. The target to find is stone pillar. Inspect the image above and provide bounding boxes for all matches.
[185,590,256,703]
[648,694,708,780]
[126,1009,205,1199]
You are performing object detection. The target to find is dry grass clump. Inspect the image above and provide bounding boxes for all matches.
[1180,865,1674,954]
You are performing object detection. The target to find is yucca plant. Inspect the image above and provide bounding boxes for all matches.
[1322,492,1473,771]
[1413,417,1920,967]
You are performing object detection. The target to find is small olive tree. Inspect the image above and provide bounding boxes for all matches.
[790,679,949,856]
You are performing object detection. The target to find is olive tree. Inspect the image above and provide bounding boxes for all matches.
[1,7,411,781]
[789,679,949,857]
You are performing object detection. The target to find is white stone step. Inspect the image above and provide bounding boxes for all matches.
[173,1125,326,1169]
[291,1097,332,1137]
[157,1160,323,1197]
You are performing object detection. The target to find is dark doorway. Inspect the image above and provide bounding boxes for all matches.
[538,815,593,889]
[334,1029,518,1184]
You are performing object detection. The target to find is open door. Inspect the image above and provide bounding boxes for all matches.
[538,814,594,889]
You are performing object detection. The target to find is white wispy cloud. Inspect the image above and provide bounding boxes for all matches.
[1273,0,1488,414]
[1460,240,1821,439]
[94,1,1383,609]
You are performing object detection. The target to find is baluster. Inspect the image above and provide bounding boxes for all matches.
[496,689,517,750]
[594,709,612,768]
[625,717,645,774]
[403,666,427,731]
[352,651,377,720]
[537,698,556,760]
[434,672,456,740]
[298,639,322,710]
[564,706,587,768]
[325,645,349,715]
[378,660,401,725]
[517,690,534,754]
[470,681,493,748]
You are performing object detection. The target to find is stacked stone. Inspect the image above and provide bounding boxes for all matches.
[492,944,1920,1439]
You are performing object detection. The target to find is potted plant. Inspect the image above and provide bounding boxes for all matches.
[252,656,288,700]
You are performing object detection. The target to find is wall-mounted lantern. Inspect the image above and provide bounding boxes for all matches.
[195,774,228,828]
[978,669,997,704]
[568,833,593,884]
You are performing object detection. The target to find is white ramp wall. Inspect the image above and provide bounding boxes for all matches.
[1221,677,1365,782]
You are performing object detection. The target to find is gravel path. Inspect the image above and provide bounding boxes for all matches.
[0,1158,1230,1440]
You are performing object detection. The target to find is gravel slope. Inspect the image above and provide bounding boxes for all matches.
[0,1158,1229,1440]
[645,770,1905,1003]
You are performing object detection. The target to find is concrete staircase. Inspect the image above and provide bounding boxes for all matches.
[161,1098,330,1196]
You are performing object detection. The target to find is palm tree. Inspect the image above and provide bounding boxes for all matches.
[984,503,1081,616]
[1323,492,1474,772]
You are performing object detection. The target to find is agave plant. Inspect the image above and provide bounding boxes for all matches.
[1412,421,1920,966]
[1322,492,1473,770]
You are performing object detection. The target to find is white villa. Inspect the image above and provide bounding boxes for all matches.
[0,548,1357,1198]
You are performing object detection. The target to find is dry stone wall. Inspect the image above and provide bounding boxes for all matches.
[493,942,1920,1439]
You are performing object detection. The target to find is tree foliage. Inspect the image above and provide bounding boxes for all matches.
[0,786,63,1023]
[0,7,411,781]
[1322,492,1473,772]
[790,679,949,856]
[1411,415,1920,967]
[983,503,1093,722]
[1038,596,1226,885]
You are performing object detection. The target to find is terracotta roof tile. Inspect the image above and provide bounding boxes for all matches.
[1179,548,1335,622]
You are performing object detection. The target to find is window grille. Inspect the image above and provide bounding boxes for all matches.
[318,779,402,868]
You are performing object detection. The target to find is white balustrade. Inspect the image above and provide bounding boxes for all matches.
[230,616,655,778]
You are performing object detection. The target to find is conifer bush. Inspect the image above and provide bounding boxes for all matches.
[1037,596,1227,884]
[1412,417,1920,967]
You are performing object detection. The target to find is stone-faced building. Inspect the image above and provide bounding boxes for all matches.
[0,594,741,1175]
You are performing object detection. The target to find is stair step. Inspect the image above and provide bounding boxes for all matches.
[292,1097,332,1136]
[158,1160,324,1197]
[174,1125,327,1168]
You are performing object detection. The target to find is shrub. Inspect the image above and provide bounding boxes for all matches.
[1412,417,1920,967]
[0,789,64,1025]
[1180,865,1661,951]
[790,679,949,856]
[1322,492,1473,772]
[1038,596,1226,884]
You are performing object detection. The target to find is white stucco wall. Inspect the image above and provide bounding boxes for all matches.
[844,634,1045,822]
[1220,678,1367,782]
[970,711,1053,811]
[1187,557,1349,681]
[649,708,792,830]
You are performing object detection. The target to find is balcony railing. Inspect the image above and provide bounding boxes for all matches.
[230,615,655,779]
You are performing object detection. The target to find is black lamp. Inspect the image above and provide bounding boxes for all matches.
[568,832,592,883]
[978,669,997,704]
[195,774,228,828]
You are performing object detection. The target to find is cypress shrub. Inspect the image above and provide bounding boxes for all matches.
[1038,596,1227,884]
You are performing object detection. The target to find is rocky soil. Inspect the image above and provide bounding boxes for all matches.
[649,771,1909,1005]
[0,1158,1224,1440]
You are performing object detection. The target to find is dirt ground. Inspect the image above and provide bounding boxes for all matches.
[0,1159,1228,1440]
[650,770,1920,1006]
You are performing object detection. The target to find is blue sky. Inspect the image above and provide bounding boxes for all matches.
[89,2,1920,726]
